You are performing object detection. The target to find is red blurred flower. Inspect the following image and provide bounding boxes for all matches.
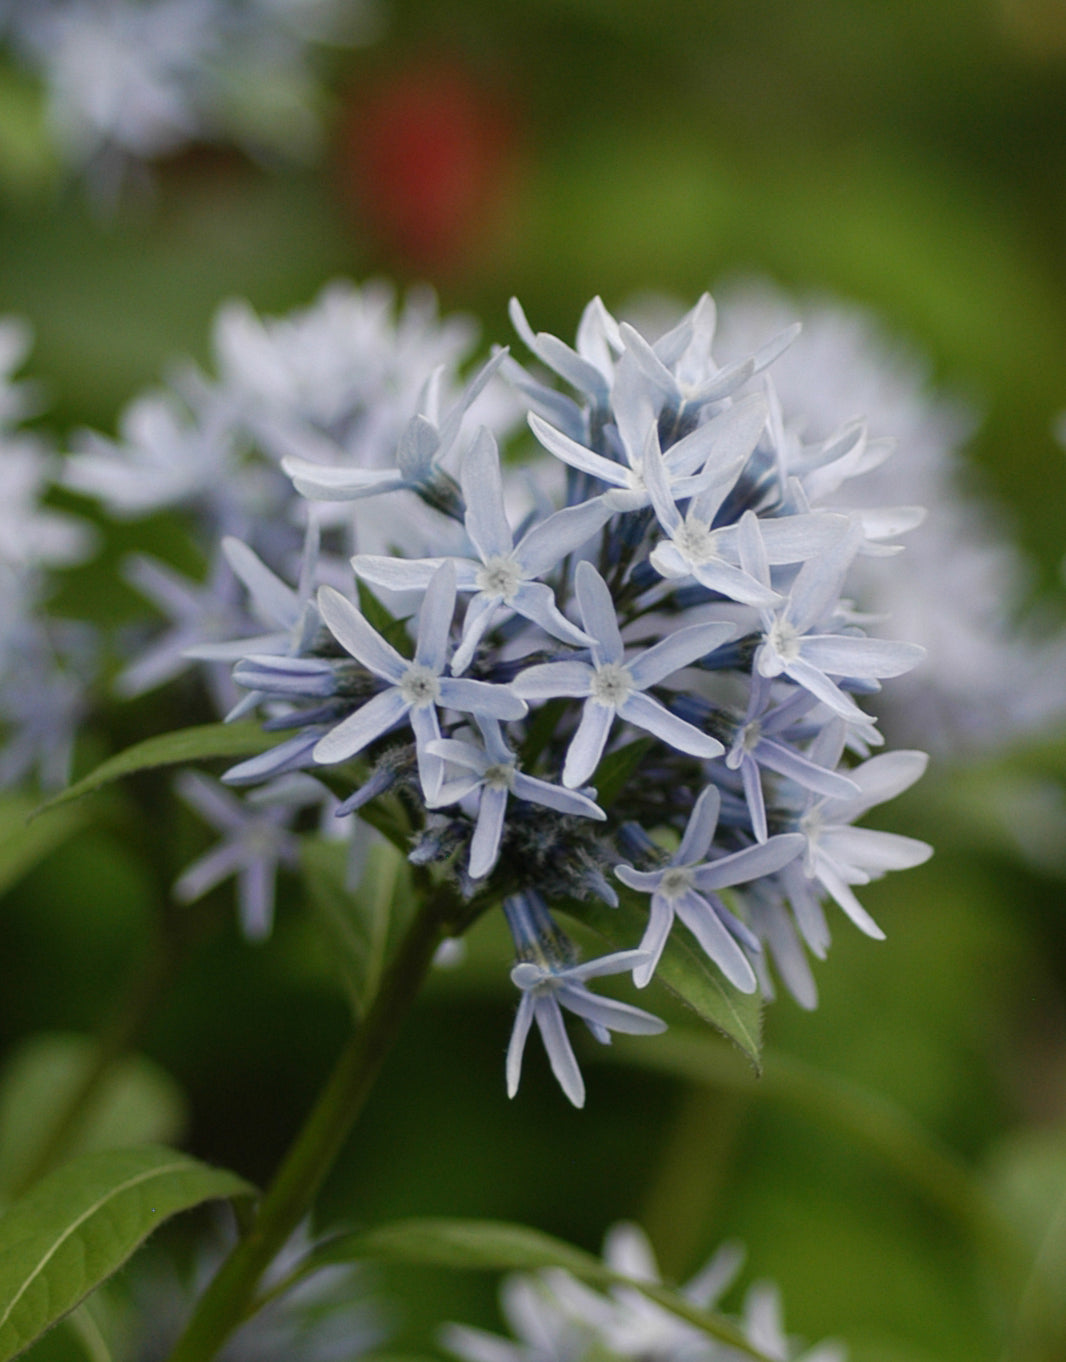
[338,57,521,273]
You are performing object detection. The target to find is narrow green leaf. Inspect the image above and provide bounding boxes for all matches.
[306,1218,771,1359]
[314,1217,608,1279]
[0,795,84,896]
[356,581,411,656]
[0,1146,254,1362]
[590,737,653,808]
[0,1034,187,1200]
[517,697,567,768]
[0,67,59,194]
[301,837,415,1019]
[558,889,763,1070]
[30,723,277,820]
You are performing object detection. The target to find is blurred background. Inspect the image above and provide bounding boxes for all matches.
[2,2,1066,1360]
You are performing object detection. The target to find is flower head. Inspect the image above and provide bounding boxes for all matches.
[134,284,936,1098]
[616,785,804,989]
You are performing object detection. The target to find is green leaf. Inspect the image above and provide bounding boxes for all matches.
[0,1145,254,1362]
[319,1217,610,1277]
[30,723,277,820]
[590,736,653,808]
[63,1297,115,1362]
[0,1034,187,1201]
[0,796,84,897]
[517,697,567,768]
[356,580,411,656]
[301,837,415,1019]
[304,1218,771,1360]
[558,889,763,1070]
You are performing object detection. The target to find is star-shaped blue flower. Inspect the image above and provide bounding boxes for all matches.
[615,784,804,990]
[313,561,526,800]
[351,427,609,673]
[513,561,733,788]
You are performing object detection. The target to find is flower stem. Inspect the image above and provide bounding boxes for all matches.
[166,885,450,1362]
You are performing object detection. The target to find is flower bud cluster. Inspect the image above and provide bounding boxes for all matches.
[199,291,932,1104]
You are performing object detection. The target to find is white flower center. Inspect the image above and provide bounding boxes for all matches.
[590,662,633,708]
[476,555,523,602]
[399,663,441,708]
[483,761,516,791]
[659,866,694,899]
[674,518,717,564]
[244,823,280,857]
[764,617,801,665]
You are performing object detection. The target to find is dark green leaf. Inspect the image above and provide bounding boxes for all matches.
[305,1218,770,1359]
[301,837,415,1019]
[559,889,763,1070]
[315,1216,608,1278]
[590,737,654,808]
[0,1146,254,1361]
[356,581,411,656]
[30,723,277,820]
[517,698,567,769]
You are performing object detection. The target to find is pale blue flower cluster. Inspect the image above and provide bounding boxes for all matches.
[167,290,933,1103]
[63,279,500,926]
[442,1221,845,1362]
[0,318,96,789]
[0,0,379,194]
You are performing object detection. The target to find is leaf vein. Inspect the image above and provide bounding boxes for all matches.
[0,1159,192,1335]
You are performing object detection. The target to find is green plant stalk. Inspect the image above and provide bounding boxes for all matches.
[166,886,450,1362]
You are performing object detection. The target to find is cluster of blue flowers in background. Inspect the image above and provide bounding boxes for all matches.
[61,286,939,1105]
[0,318,96,789]
[0,0,378,200]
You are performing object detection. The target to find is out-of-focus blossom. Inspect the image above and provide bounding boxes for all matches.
[0,0,382,195]
[124,1220,386,1361]
[443,1221,845,1362]
[0,318,96,789]
[713,280,1066,759]
[337,57,520,272]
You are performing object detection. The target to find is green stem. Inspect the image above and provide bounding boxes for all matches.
[166,886,450,1362]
